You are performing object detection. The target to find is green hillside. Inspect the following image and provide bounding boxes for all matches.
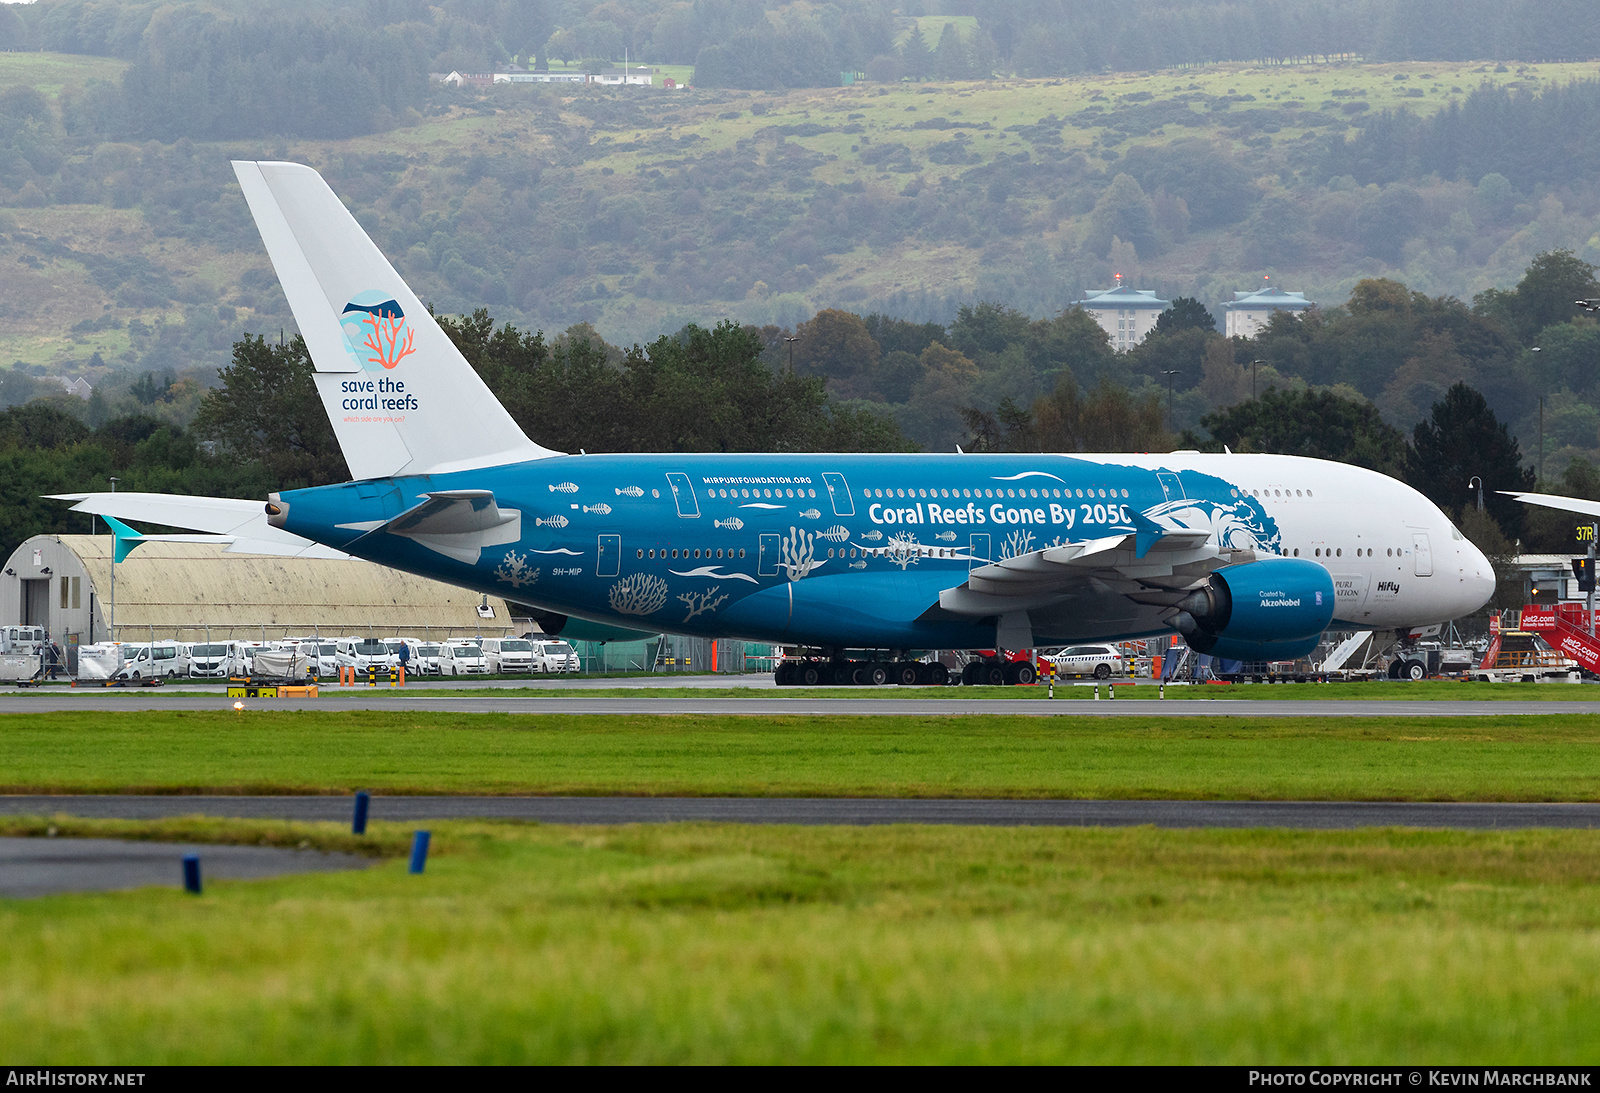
[3,52,1600,463]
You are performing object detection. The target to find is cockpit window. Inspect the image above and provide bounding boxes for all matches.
[1449,522,1465,541]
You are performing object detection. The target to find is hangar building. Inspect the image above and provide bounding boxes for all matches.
[0,534,517,669]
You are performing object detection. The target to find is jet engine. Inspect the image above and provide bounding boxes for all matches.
[1168,558,1336,662]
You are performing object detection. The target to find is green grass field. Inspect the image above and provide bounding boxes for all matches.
[3,819,1598,1063]
[4,710,1599,800]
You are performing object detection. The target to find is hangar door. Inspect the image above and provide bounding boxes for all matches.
[21,579,48,627]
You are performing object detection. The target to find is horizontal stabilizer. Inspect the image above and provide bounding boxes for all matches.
[349,490,522,564]
[51,493,350,559]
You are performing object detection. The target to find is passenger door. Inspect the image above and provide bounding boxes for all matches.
[1412,532,1433,577]
[822,472,855,516]
[968,533,990,572]
[758,533,782,577]
[596,533,621,578]
[665,473,699,518]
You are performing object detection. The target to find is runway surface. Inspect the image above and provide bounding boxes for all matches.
[5,795,1598,829]
[0,836,370,898]
[3,691,1600,716]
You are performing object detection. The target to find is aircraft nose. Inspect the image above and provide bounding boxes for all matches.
[1460,539,1497,614]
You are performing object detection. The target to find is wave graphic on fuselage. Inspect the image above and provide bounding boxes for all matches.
[669,566,759,584]
[529,547,584,556]
[992,470,1066,483]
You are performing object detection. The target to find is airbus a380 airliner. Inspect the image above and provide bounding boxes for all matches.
[58,162,1495,683]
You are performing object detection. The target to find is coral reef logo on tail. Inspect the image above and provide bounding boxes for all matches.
[340,291,417,371]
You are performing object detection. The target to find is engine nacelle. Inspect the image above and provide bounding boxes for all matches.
[1170,558,1335,662]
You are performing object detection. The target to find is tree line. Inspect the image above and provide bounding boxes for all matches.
[11,0,1600,140]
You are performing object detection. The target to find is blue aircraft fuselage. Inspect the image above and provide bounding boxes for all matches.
[275,452,1282,649]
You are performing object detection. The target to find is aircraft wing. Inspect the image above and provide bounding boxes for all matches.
[935,529,1248,617]
[1504,490,1600,520]
[49,492,351,559]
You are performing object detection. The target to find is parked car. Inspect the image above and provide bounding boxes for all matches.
[482,637,535,673]
[413,643,444,674]
[532,640,580,673]
[1046,644,1126,680]
[438,642,488,676]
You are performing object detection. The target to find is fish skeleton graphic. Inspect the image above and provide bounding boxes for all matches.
[818,526,849,543]
[548,482,578,493]
[860,530,883,542]
[614,486,644,497]
[714,517,745,530]
[582,503,612,515]
[797,508,821,519]
[535,515,569,528]
[934,531,957,542]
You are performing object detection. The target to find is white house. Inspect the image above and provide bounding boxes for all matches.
[587,66,654,86]
[1075,284,1170,351]
[493,72,586,84]
[1223,284,1313,338]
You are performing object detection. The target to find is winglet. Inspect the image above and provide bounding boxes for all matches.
[1128,507,1167,559]
[102,515,145,564]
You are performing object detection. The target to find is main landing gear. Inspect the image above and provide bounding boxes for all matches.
[959,659,1037,687]
[773,656,1037,686]
[774,660,950,687]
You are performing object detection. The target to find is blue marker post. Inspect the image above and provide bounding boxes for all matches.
[409,830,431,874]
[182,854,201,895]
[352,791,370,835]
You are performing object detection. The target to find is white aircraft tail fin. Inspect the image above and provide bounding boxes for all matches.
[231,160,559,480]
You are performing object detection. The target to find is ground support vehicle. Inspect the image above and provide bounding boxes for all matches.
[0,653,43,686]
[1469,629,1581,683]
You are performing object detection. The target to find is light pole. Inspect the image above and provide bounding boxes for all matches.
[107,476,119,643]
[784,335,799,375]
[1251,359,1264,400]
[1161,370,1180,431]
[1468,476,1483,512]
[1531,346,1543,485]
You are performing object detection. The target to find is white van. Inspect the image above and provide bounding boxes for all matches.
[336,637,395,673]
[115,641,189,681]
[532,640,580,673]
[438,642,488,676]
[188,641,244,678]
[0,626,45,656]
[482,637,535,673]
